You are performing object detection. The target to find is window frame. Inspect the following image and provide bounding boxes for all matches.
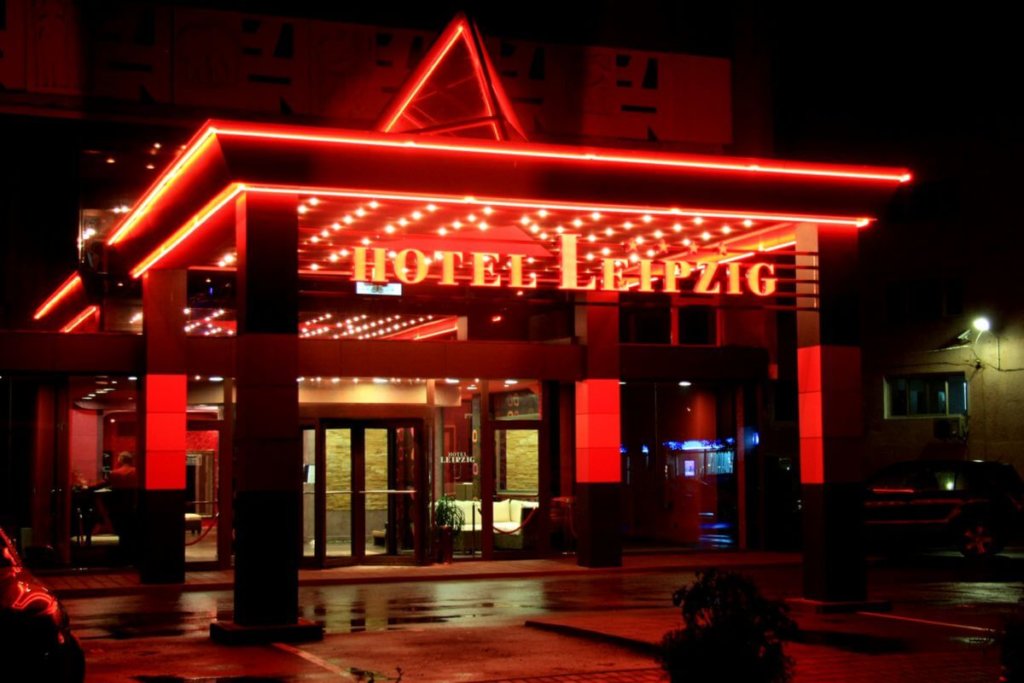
[884,372,968,419]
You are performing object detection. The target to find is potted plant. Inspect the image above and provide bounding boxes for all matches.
[660,568,798,683]
[433,496,465,564]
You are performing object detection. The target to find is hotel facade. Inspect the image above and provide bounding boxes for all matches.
[0,7,909,631]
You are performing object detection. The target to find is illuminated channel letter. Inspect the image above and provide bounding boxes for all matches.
[353,246,388,282]
[662,260,693,293]
[747,263,777,296]
[394,249,428,284]
[600,258,621,292]
[558,234,596,290]
[637,258,655,293]
[726,262,743,295]
[438,251,462,285]
[694,262,722,294]
[471,252,501,286]
[508,254,537,288]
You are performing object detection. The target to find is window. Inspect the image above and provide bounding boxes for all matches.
[619,296,671,343]
[885,373,967,417]
[678,305,716,345]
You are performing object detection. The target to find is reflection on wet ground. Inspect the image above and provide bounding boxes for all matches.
[67,573,703,640]
[63,560,1024,642]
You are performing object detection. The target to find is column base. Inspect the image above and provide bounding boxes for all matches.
[210,618,324,645]
[575,483,622,568]
[139,489,185,584]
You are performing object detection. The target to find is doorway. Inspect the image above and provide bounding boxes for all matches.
[302,420,426,566]
[185,419,225,567]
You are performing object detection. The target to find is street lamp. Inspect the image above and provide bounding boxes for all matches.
[972,316,1001,370]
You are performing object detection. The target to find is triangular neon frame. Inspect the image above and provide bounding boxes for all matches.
[376,13,527,142]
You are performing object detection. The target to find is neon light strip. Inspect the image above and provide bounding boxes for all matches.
[33,272,82,320]
[462,24,496,122]
[213,126,911,184]
[107,129,219,245]
[60,305,98,333]
[247,184,873,227]
[130,184,244,279]
[765,240,798,252]
[381,22,467,132]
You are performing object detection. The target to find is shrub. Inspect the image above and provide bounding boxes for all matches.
[660,568,797,683]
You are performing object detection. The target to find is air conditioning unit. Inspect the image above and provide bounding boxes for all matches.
[933,416,967,440]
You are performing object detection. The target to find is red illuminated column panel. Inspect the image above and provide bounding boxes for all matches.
[574,291,622,567]
[144,374,187,490]
[795,223,866,603]
[139,269,188,584]
[575,379,621,484]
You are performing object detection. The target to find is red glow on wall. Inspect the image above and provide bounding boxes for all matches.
[144,374,187,490]
[33,273,82,320]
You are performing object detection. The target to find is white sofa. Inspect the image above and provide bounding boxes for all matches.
[451,498,539,549]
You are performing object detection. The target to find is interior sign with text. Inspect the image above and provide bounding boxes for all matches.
[348,234,777,295]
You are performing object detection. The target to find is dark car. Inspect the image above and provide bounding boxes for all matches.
[0,528,85,682]
[864,460,1024,557]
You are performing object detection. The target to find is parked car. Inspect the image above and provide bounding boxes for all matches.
[864,460,1024,558]
[0,528,85,681]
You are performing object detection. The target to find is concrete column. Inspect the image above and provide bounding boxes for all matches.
[139,269,187,584]
[795,223,867,603]
[211,191,321,643]
[574,292,621,567]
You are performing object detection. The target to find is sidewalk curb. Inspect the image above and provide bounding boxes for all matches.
[51,555,800,599]
[524,619,662,656]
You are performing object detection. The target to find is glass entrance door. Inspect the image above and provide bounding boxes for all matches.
[303,421,424,566]
[493,427,542,555]
[325,427,354,559]
[301,427,317,560]
[185,421,223,566]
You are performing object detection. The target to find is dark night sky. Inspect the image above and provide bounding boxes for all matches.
[204,2,1020,172]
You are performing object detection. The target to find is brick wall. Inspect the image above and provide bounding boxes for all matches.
[501,429,538,493]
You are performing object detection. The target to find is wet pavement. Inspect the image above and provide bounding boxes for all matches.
[51,550,1024,682]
